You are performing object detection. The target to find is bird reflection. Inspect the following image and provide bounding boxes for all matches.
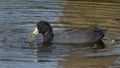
[34,40,105,53]
[91,40,105,50]
[33,40,105,62]
[34,42,53,52]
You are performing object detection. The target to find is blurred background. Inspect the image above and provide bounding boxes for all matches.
[0,0,120,68]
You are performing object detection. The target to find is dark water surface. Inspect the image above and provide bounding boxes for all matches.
[0,0,120,68]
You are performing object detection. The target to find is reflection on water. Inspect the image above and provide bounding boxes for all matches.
[60,0,120,32]
[0,0,120,68]
[0,0,66,23]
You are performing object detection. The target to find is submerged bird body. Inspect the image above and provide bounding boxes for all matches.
[53,26,105,43]
[31,21,107,44]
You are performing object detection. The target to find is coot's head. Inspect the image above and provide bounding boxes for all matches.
[32,21,54,42]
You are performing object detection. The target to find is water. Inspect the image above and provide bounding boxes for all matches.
[0,0,120,68]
